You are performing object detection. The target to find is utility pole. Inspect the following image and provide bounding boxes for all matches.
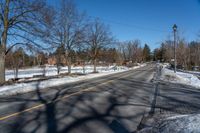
[173,24,177,73]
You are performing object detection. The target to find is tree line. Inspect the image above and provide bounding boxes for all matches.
[154,38,200,70]
[0,0,153,83]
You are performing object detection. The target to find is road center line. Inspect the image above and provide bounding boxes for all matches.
[0,70,135,121]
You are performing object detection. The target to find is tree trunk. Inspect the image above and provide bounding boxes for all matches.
[56,64,60,75]
[68,57,71,74]
[0,54,5,84]
[93,58,97,73]
[14,64,19,79]
[22,52,25,67]
[82,62,85,74]
[0,0,10,83]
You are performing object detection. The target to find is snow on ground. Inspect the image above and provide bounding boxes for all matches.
[0,64,146,96]
[160,66,200,88]
[6,65,124,81]
[138,114,200,133]
[187,70,200,75]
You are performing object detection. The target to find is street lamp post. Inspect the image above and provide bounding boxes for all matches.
[173,24,177,73]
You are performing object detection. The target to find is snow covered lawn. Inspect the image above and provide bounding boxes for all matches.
[0,64,146,96]
[6,65,127,81]
[160,67,200,88]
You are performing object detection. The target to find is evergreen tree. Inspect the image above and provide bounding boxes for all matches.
[143,44,151,62]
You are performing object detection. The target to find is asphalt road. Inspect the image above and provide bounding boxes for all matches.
[157,81,200,115]
[138,75,200,131]
[0,64,156,133]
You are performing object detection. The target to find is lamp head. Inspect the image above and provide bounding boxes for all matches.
[173,24,177,31]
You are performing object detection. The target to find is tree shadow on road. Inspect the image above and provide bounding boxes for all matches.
[0,78,155,133]
[156,82,200,115]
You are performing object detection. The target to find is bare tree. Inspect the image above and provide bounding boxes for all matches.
[189,41,200,68]
[158,40,174,62]
[0,0,46,83]
[12,47,24,79]
[86,19,113,72]
[55,45,65,75]
[176,39,189,69]
[117,40,143,64]
[130,40,143,63]
[116,42,127,65]
[40,0,87,74]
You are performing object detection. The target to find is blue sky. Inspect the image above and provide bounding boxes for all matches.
[48,0,200,50]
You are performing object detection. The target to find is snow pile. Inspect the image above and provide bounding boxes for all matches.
[161,63,170,68]
[161,68,200,88]
[133,63,146,69]
[0,71,124,96]
[0,64,145,96]
[138,114,200,133]
[187,70,200,75]
[5,65,128,81]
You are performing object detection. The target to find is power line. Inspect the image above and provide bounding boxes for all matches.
[89,16,169,33]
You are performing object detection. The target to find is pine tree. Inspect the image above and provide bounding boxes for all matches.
[143,44,151,62]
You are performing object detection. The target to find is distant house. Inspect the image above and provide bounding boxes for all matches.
[47,55,67,66]
[47,56,56,65]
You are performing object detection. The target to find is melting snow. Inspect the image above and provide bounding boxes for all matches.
[138,114,200,133]
[0,64,146,96]
[161,67,200,88]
